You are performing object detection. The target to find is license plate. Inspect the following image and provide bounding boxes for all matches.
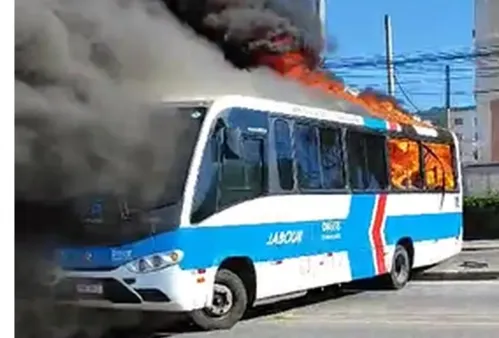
[76,283,103,295]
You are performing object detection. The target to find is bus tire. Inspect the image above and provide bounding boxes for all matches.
[190,268,248,331]
[385,244,411,290]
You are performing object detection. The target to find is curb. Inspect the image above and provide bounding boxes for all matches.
[414,271,499,281]
[462,246,499,252]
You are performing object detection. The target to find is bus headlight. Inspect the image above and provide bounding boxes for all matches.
[125,250,184,274]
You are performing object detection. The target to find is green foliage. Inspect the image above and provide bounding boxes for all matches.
[463,193,499,240]
[464,194,499,210]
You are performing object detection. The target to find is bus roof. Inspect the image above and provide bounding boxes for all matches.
[160,94,455,143]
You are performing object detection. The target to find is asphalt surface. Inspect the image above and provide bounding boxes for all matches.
[415,248,499,280]
[157,281,499,338]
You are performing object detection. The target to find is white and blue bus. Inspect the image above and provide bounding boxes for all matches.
[55,95,463,330]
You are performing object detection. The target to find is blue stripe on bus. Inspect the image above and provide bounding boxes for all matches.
[384,213,462,245]
[58,195,462,280]
[362,117,388,131]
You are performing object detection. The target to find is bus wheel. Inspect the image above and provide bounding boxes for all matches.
[385,244,411,290]
[190,269,248,330]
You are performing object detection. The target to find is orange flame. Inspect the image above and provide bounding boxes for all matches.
[258,51,430,127]
[257,51,456,190]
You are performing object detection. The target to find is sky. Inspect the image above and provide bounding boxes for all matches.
[324,0,475,112]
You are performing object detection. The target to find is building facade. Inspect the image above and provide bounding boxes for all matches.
[449,106,480,164]
[474,0,499,162]
[418,106,479,164]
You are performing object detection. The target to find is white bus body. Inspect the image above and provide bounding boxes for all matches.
[56,95,463,330]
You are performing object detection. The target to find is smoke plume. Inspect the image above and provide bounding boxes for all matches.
[15,0,367,203]
[15,1,371,336]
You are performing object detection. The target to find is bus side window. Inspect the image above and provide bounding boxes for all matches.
[294,123,322,189]
[421,142,456,191]
[318,126,345,189]
[346,130,388,191]
[387,138,423,190]
[218,131,266,210]
[274,119,294,190]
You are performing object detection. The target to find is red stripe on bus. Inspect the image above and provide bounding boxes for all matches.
[372,194,388,274]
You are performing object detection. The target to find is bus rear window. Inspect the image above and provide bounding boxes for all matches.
[422,142,456,191]
[387,138,423,190]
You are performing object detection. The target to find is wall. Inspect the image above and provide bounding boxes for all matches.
[491,99,499,161]
[474,0,499,162]
[463,163,499,196]
[450,107,479,163]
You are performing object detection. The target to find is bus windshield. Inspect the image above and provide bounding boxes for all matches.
[57,105,208,246]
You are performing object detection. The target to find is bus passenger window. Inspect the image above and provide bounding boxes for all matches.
[422,142,456,191]
[218,133,266,209]
[346,131,388,191]
[274,119,294,190]
[294,123,321,189]
[318,127,345,189]
[387,138,423,190]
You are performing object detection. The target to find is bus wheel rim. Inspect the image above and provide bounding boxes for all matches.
[206,284,233,317]
[394,254,408,282]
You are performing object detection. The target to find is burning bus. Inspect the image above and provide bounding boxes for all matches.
[15,0,462,333]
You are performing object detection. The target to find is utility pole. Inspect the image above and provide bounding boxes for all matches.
[319,0,327,55]
[445,65,451,128]
[384,14,395,96]
[314,0,328,56]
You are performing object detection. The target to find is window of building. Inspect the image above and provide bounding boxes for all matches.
[294,123,322,189]
[346,130,388,190]
[474,117,478,126]
[387,138,423,190]
[454,118,464,126]
[455,132,463,141]
[318,127,345,189]
[274,119,294,190]
[421,142,456,191]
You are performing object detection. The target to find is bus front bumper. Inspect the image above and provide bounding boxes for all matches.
[53,265,215,312]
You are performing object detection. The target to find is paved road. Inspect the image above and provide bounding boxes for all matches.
[159,281,499,338]
[419,248,499,279]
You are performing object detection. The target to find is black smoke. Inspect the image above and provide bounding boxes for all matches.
[164,0,324,67]
[14,1,361,337]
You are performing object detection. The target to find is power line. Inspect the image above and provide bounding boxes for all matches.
[393,70,422,113]
[318,44,499,105]
[323,44,499,69]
